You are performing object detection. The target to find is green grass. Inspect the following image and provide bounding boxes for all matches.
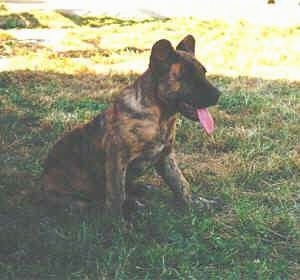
[0,13,300,279]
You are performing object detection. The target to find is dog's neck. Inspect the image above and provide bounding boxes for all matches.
[134,69,156,102]
[133,69,175,120]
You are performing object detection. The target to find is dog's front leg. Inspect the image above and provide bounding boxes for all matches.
[155,153,222,210]
[104,144,127,219]
[155,152,192,206]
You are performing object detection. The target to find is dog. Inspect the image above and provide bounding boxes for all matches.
[41,35,222,218]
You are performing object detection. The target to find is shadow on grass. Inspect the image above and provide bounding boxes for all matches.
[0,69,298,192]
[1,69,298,189]
[0,69,299,279]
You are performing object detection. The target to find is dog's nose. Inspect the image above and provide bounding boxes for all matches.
[204,82,222,106]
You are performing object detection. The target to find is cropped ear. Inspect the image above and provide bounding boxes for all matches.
[149,39,176,75]
[176,35,195,55]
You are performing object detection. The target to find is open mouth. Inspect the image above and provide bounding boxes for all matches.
[178,102,215,134]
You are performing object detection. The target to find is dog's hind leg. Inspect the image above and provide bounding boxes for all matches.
[41,163,96,211]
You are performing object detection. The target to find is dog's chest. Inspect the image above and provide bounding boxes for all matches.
[143,116,175,158]
[128,117,175,173]
[128,142,167,175]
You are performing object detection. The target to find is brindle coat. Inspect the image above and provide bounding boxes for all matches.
[42,35,221,218]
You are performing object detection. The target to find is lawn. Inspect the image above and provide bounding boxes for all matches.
[0,7,300,280]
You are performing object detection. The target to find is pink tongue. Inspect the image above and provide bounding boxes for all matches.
[197,108,214,134]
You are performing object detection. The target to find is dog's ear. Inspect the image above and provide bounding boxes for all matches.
[150,39,176,75]
[176,35,195,55]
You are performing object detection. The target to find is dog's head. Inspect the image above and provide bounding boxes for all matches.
[149,35,221,134]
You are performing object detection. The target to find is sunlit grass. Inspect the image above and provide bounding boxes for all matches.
[1,13,300,80]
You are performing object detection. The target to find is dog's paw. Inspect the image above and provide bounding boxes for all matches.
[192,196,224,212]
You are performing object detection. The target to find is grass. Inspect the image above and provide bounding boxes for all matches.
[0,7,300,279]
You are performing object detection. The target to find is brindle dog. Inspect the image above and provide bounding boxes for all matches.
[42,35,222,218]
